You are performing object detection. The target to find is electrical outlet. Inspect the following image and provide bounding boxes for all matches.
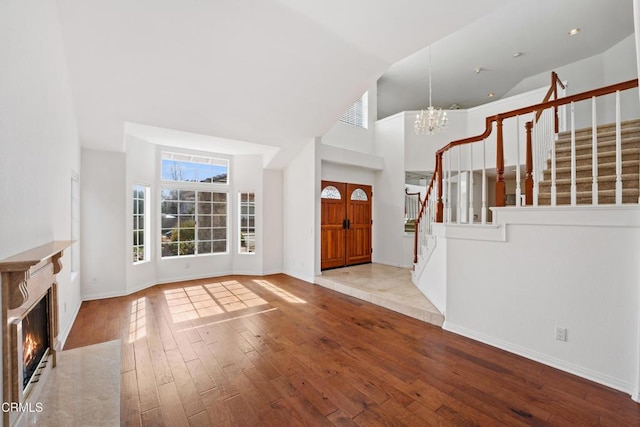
[555,326,567,342]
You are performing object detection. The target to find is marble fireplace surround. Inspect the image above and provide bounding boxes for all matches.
[0,241,72,427]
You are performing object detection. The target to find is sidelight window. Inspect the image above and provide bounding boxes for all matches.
[133,184,149,263]
[239,192,256,254]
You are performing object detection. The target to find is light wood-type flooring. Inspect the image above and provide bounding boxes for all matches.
[64,274,640,426]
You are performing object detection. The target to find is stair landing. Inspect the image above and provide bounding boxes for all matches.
[315,263,444,327]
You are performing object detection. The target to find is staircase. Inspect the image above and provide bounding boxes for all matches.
[538,119,640,205]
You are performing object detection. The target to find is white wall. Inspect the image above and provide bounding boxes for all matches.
[232,155,264,275]
[263,169,283,274]
[283,139,318,282]
[634,0,640,402]
[125,137,156,294]
[602,35,640,123]
[81,149,127,299]
[321,162,376,186]
[507,34,639,128]
[0,0,82,354]
[373,115,408,267]
[442,207,640,395]
[415,228,447,314]
[82,139,281,298]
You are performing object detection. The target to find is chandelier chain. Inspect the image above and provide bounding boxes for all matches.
[414,45,447,135]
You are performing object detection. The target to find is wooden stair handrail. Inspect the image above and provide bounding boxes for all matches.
[405,187,422,206]
[500,78,637,120]
[412,74,639,266]
[413,173,436,263]
[519,79,638,205]
[534,71,566,127]
[525,72,566,203]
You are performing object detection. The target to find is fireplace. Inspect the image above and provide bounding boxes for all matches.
[21,293,50,391]
[0,241,71,427]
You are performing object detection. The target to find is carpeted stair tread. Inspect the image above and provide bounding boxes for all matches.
[551,147,640,167]
[535,119,640,206]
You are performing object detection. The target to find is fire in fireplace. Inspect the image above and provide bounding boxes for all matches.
[21,295,50,390]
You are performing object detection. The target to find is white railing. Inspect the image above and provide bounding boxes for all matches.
[412,77,639,266]
[415,180,437,261]
[404,191,420,221]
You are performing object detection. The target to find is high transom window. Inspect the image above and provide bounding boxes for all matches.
[339,91,368,129]
[159,151,229,258]
[161,152,228,184]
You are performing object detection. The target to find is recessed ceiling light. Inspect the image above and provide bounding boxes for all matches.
[488,92,495,98]
[513,52,523,58]
[568,28,580,36]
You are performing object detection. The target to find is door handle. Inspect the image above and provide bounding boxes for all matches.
[347,219,351,229]
[342,219,347,229]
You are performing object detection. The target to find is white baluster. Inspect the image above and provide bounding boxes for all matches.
[533,122,539,206]
[469,144,474,222]
[615,91,622,205]
[570,102,577,206]
[481,138,487,224]
[592,96,598,205]
[447,150,452,223]
[457,146,462,223]
[515,115,522,207]
[551,108,557,206]
[430,181,436,235]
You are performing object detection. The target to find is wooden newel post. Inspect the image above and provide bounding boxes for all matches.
[435,153,444,222]
[552,71,560,134]
[525,121,534,205]
[495,118,506,207]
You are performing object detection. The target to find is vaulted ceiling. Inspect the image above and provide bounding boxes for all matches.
[378,0,635,118]
[56,0,635,168]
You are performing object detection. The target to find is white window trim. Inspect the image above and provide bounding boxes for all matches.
[238,191,256,255]
[159,185,230,258]
[133,183,151,265]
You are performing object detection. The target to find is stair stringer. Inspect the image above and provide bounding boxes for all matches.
[411,224,447,315]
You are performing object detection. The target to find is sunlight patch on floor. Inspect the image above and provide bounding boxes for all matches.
[128,297,147,343]
[163,280,268,324]
[252,279,306,303]
[177,307,279,332]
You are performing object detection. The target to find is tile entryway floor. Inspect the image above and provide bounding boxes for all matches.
[315,263,444,327]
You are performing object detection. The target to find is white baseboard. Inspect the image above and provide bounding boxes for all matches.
[82,270,287,301]
[261,269,283,276]
[57,300,82,349]
[444,321,633,397]
[154,271,233,285]
[82,288,130,301]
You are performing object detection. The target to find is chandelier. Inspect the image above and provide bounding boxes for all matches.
[414,46,447,135]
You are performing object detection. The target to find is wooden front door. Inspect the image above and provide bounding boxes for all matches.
[321,181,372,270]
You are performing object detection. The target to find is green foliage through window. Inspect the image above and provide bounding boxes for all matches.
[133,185,148,263]
[161,188,227,257]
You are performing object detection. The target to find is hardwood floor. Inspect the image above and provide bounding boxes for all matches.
[64,274,640,426]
